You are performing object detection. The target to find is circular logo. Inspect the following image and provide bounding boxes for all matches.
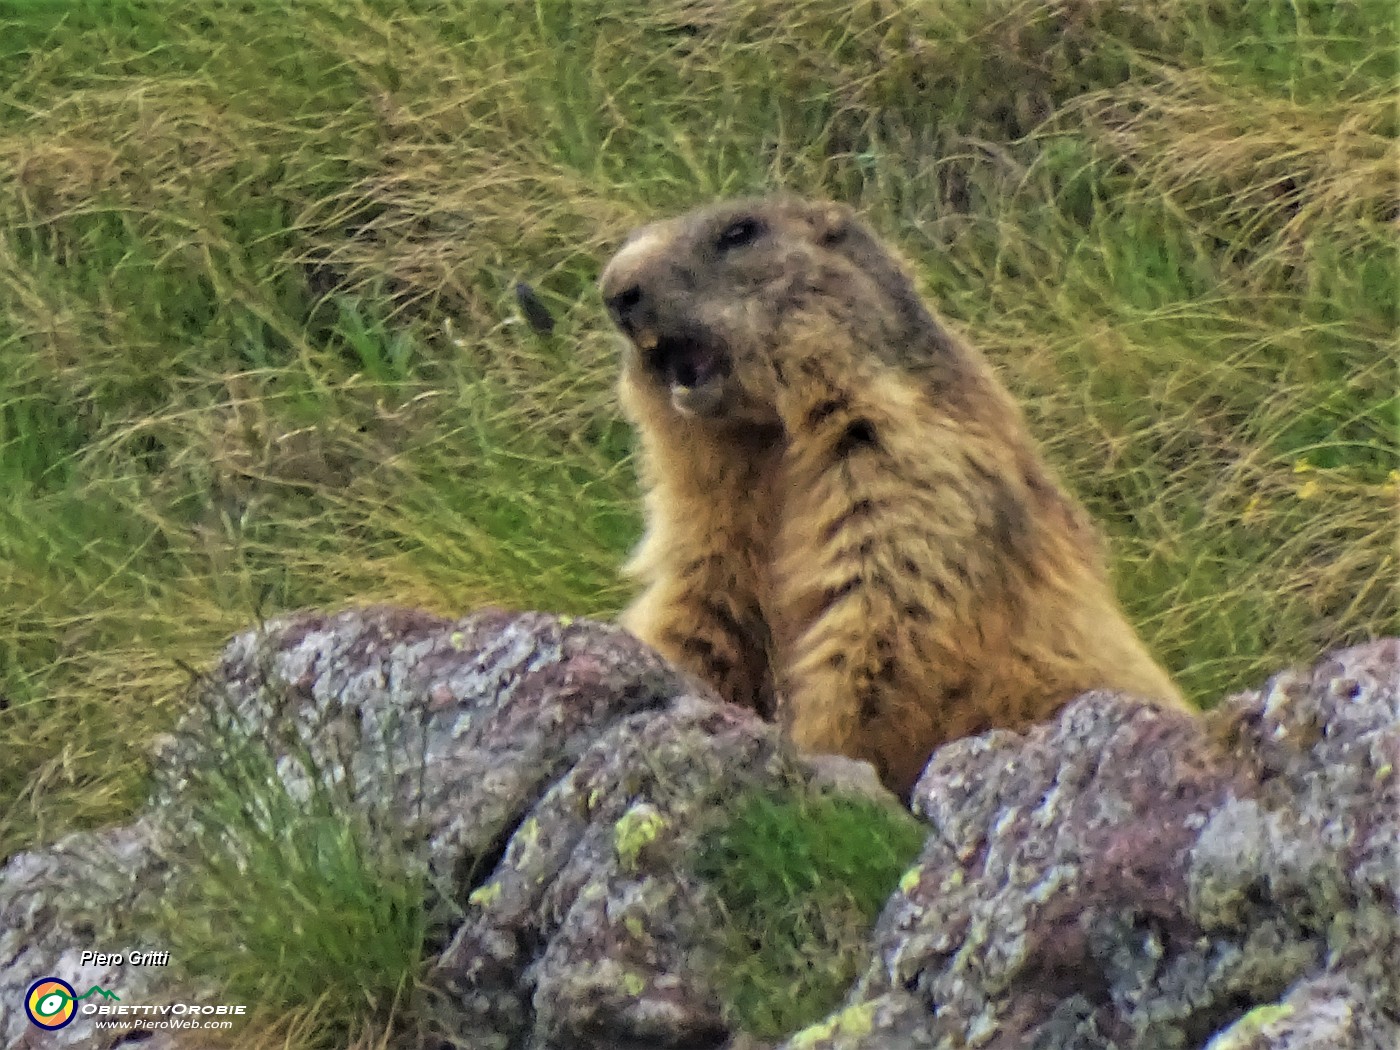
[26,977,78,1030]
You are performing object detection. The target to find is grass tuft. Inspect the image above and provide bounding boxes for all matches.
[695,789,927,1037]
[149,698,429,1049]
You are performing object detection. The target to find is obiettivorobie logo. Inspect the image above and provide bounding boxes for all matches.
[25,978,120,1030]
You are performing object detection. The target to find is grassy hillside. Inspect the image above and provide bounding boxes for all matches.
[0,0,1395,1040]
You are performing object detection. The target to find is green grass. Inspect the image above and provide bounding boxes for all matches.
[148,697,430,1048]
[0,0,1395,1040]
[695,789,927,1037]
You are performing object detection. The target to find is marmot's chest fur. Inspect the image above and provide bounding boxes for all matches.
[600,195,1190,796]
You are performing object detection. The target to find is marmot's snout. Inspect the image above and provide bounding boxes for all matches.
[599,225,671,347]
[601,228,736,419]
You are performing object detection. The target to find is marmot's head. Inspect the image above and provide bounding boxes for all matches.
[599,196,934,427]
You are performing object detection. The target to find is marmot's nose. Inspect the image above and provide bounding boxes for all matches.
[604,283,645,328]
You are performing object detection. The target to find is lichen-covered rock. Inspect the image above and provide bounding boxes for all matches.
[0,607,834,1050]
[780,639,1399,1050]
[0,825,182,1050]
[1201,971,1396,1050]
[160,605,706,884]
[3,609,1395,1050]
[432,694,809,1049]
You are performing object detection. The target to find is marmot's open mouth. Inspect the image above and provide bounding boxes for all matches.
[648,334,728,390]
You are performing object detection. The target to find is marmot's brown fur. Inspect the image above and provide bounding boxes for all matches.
[599,196,1191,796]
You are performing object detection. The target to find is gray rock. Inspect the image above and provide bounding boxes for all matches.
[2,607,1395,1050]
[431,692,812,1049]
[0,825,180,1049]
[0,607,846,1049]
[779,639,1399,1050]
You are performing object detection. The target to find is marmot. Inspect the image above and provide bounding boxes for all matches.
[600,195,1191,796]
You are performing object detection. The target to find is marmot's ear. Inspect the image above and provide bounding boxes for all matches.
[812,201,858,246]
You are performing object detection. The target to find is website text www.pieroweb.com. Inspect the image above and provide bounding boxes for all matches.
[22,952,248,1036]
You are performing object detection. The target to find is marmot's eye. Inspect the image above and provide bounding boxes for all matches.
[716,217,764,253]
